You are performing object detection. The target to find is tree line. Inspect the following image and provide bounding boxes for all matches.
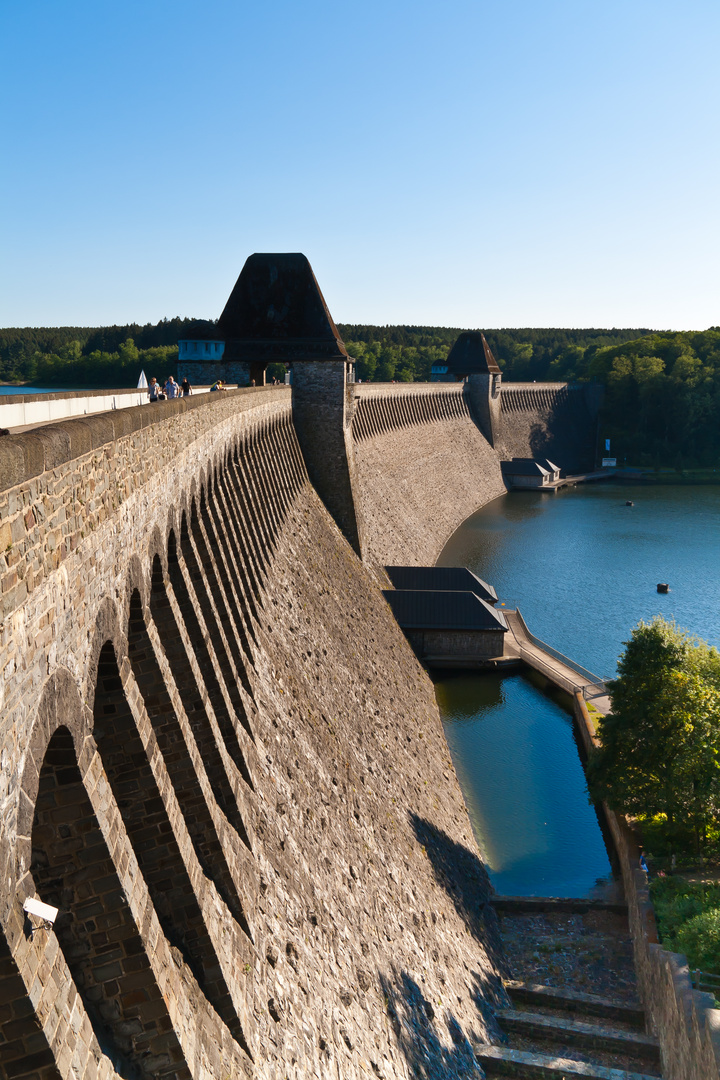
[0,319,650,388]
[2,319,720,466]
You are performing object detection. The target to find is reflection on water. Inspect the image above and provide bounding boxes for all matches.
[438,483,720,678]
[434,482,720,896]
[437,672,613,896]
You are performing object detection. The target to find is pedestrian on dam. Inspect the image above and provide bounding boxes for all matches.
[181,377,192,397]
[148,377,159,402]
[166,376,179,399]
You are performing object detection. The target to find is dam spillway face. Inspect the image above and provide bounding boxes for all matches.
[0,387,506,1079]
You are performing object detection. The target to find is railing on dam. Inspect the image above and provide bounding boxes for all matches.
[352,382,471,441]
[0,386,150,430]
[510,608,609,700]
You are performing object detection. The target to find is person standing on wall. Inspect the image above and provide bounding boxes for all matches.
[148,377,159,402]
[181,377,192,397]
[166,376,179,399]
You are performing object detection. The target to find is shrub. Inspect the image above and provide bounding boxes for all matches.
[674,910,720,973]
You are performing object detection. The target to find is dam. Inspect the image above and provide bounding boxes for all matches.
[0,254,713,1080]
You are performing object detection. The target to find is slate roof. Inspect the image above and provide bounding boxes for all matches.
[446,332,501,377]
[382,590,508,632]
[500,459,550,476]
[384,565,498,604]
[218,253,349,362]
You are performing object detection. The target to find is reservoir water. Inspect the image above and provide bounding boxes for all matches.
[435,483,720,896]
[0,386,73,395]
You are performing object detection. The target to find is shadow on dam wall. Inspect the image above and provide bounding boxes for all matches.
[376,815,507,1079]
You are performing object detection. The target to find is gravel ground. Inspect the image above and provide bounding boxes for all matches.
[498,910,640,1003]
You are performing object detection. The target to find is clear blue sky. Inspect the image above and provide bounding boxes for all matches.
[1,0,718,330]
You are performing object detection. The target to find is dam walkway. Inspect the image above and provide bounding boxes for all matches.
[504,609,611,712]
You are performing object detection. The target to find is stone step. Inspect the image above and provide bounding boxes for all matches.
[495,1009,659,1061]
[491,896,628,916]
[504,982,646,1026]
[476,1045,659,1080]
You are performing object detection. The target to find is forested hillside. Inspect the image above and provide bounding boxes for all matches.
[2,320,720,466]
[0,320,648,387]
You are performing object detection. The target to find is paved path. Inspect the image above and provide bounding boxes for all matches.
[504,609,611,713]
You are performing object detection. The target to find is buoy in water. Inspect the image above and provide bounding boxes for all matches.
[657,583,669,593]
[626,500,634,506]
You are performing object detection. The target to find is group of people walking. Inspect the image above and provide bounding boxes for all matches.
[147,376,192,401]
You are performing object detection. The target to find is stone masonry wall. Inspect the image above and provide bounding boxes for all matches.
[0,387,506,1080]
[498,384,598,472]
[352,383,506,567]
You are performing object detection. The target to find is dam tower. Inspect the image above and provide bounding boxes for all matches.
[219,253,364,558]
[447,331,502,447]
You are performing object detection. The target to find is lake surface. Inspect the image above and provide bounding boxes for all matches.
[0,386,72,395]
[434,483,720,895]
[439,483,720,678]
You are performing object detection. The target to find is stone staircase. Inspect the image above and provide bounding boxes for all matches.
[477,897,663,1080]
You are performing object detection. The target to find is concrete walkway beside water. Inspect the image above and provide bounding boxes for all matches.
[504,609,611,714]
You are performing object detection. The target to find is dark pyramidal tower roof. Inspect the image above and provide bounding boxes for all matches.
[218,252,349,362]
[446,331,501,377]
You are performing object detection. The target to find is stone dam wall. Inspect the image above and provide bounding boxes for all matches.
[352,383,507,567]
[0,386,511,1080]
[498,383,600,473]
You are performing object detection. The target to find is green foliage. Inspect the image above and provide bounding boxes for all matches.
[587,617,720,854]
[0,317,214,387]
[650,876,720,971]
[584,329,720,467]
[674,910,720,972]
[3,317,720,466]
[338,324,652,386]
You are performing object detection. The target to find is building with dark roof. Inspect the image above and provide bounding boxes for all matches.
[177,252,354,388]
[384,565,497,605]
[501,458,557,488]
[446,332,501,379]
[383,589,507,665]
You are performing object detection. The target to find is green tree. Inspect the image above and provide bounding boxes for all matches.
[587,617,720,854]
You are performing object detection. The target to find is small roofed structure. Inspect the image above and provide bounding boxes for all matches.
[383,589,508,665]
[446,332,501,380]
[537,458,561,482]
[177,252,352,387]
[385,565,497,605]
[501,458,554,488]
[218,253,350,380]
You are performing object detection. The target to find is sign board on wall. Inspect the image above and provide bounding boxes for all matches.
[601,457,617,467]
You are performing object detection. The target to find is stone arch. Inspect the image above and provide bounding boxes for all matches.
[153,543,255,802]
[91,638,251,1055]
[125,586,252,938]
[84,595,124,719]
[193,480,260,653]
[0,924,62,1080]
[146,523,167,579]
[30,724,191,1080]
[16,668,87,886]
[177,491,256,709]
